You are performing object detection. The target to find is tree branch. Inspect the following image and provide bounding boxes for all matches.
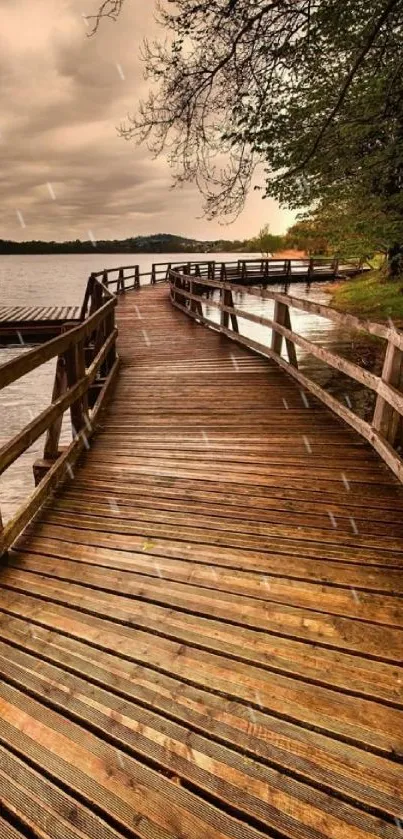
[282,0,403,178]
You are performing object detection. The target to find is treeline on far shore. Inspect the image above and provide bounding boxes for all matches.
[0,233,254,255]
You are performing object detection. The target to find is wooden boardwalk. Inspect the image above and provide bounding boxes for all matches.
[0,305,81,344]
[1,284,403,838]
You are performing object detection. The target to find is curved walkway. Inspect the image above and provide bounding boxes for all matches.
[0,284,402,839]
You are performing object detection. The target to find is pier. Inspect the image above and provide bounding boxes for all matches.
[0,262,402,839]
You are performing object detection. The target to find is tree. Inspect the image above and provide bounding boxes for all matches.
[285,219,330,256]
[289,195,403,259]
[249,225,284,256]
[93,0,403,271]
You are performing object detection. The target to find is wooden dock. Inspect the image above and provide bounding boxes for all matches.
[0,306,80,344]
[0,274,402,838]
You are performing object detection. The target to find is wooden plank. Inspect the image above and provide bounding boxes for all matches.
[6,548,403,705]
[0,645,400,838]
[1,280,403,839]
[0,681,269,839]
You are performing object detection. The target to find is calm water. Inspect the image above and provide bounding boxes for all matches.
[0,253,366,522]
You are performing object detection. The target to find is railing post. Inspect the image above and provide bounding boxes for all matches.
[80,273,95,321]
[220,287,239,333]
[332,258,339,277]
[0,510,4,559]
[42,354,67,462]
[220,285,229,329]
[308,257,314,280]
[135,265,140,288]
[151,264,156,285]
[118,267,125,294]
[271,300,298,367]
[65,342,85,438]
[90,276,103,316]
[373,339,403,446]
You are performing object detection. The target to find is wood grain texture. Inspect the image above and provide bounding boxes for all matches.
[1,283,403,839]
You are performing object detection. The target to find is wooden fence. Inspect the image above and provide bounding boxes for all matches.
[89,255,365,293]
[169,268,403,482]
[0,272,120,556]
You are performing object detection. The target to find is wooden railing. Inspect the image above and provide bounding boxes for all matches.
[0,272,121,557]
[92,256,365,293]
[0,253,380,557]
[169,268,403,482]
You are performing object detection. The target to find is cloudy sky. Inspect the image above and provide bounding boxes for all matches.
[0,0,295,242]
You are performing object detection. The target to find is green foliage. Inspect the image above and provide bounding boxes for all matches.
[248,225,284,256]
[285,219,330,255]
[0,234,252,255]
[330,271,403,321]
[102,0,403,261]
[288,195,403,258]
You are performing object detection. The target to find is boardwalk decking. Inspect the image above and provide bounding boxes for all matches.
[0,284,402,838]
[0,306,81,344]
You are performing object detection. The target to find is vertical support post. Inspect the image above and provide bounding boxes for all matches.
[90,277,103,316]
[332,258,339,277]
[80,274,95,321]
[271,301,285,355]
[308,257,314,281]
[104,307,116,374]
[228,289,239,334]
[65,342,85,439]
[286,259,292,279]
[373,339,403,446]
[271,301,297,367]
[220,288,238,333]
[42,354,67,465]
[165,263,171,282]
[220,285,229,329]
[117,268,125,294]
[0,508,4,560]
[135,265,140,288]
[151,264,156,285]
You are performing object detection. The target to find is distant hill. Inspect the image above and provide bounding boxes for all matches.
[0,233,251,255]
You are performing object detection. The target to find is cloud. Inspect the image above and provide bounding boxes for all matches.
[0,0,295,241]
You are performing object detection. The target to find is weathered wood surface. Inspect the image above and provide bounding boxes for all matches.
[1,284,403,838]
[0,306,81,344]
[0,306,80,322]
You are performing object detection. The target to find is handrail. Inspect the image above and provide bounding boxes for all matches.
[168,268,403,483]
[92,255,365,294]
[0,252,371,557]
[0,271,120,556]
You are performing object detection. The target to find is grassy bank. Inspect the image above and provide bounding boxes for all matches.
[328,270,403,324]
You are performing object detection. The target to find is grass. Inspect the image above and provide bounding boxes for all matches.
[328,269,403,324]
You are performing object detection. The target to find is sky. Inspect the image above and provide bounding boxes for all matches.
[0,0,296,242]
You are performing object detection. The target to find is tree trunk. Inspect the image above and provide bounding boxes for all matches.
[387,243,403,278]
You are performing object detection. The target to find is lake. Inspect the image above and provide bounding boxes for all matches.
[0,253,365,522]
